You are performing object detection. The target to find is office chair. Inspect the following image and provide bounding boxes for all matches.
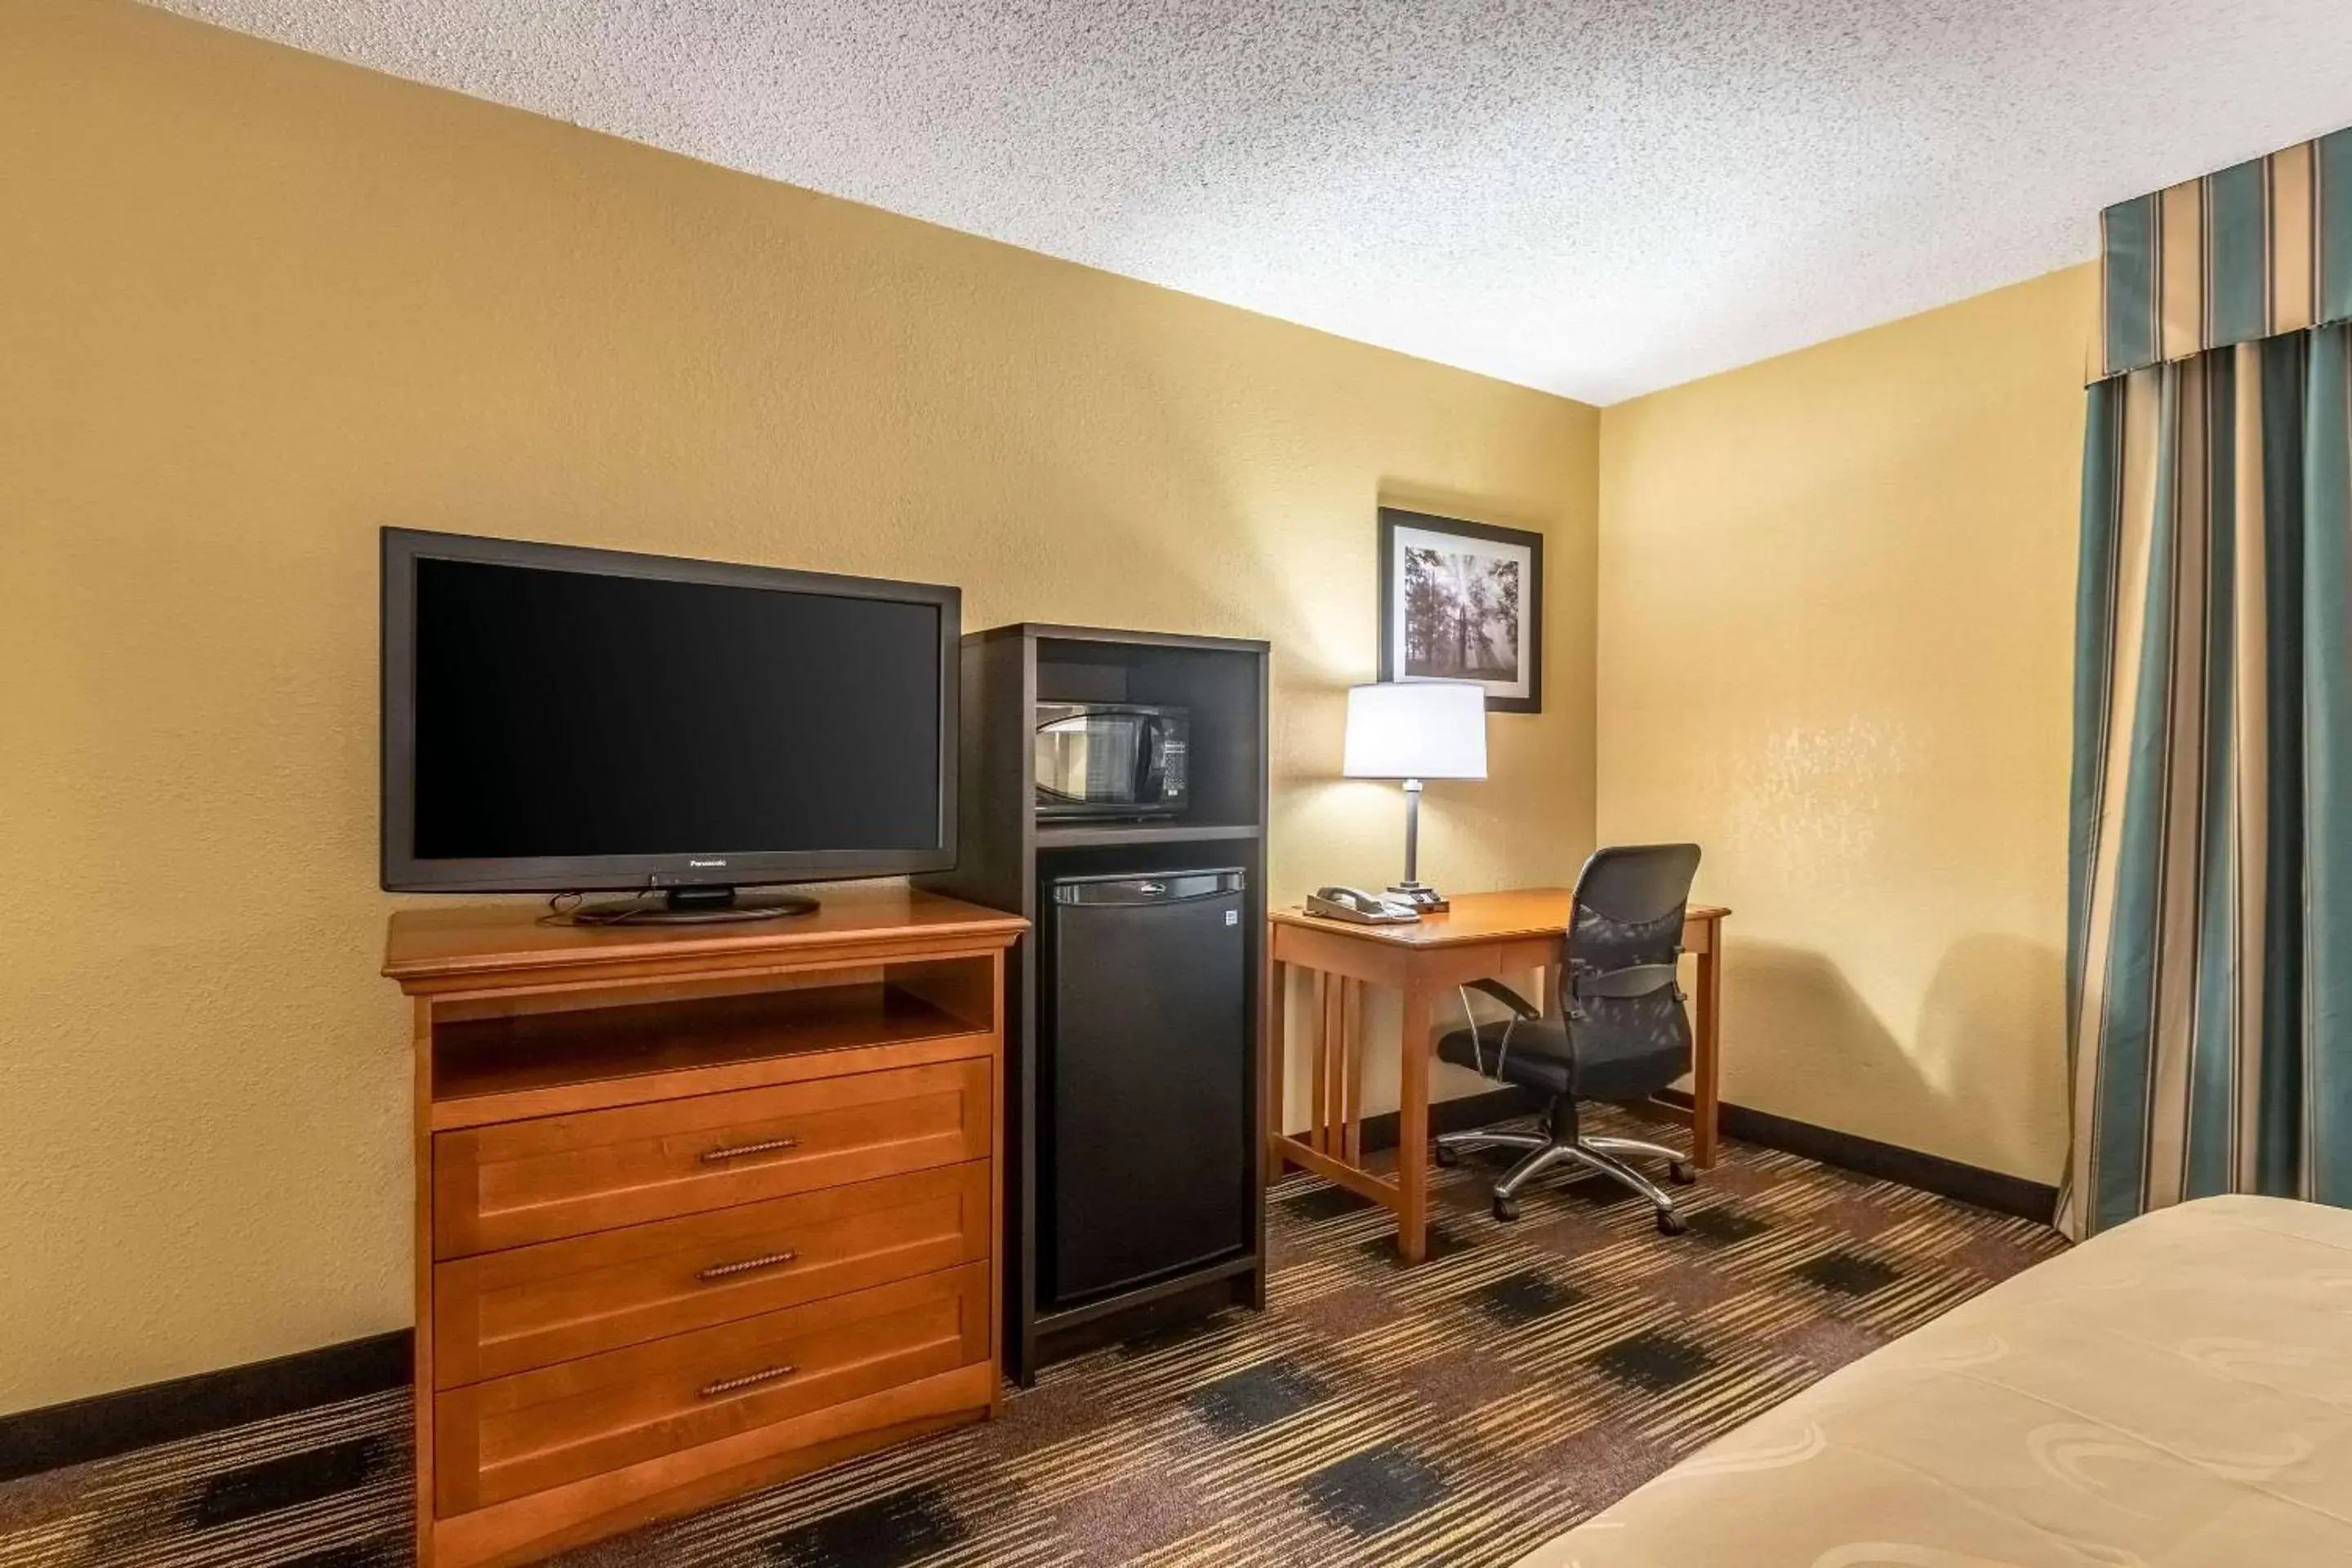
[1432,844,1703,1235]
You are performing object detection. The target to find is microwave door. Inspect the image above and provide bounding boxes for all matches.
[1037,710,1146,810]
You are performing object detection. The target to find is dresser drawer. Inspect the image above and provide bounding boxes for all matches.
[435,1261,990,1517]
[433,1161,991,1388]
[433,1059,991,1257]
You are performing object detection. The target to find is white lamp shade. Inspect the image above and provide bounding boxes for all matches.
[1342,681,1488,781]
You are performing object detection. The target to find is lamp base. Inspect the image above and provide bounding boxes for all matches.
[1386,880,1450,913]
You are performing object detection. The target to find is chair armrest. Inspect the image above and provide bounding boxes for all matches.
[1462,977,1541,1019]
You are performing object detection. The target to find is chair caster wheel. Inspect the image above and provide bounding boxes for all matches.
[1668,1161,1696,1185]
[1434,1143,1460,1168]
[1656,1209,1688,1236]
[1492,1195,1521,1223]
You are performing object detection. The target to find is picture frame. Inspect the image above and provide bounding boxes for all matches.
[1377,507,1543,713]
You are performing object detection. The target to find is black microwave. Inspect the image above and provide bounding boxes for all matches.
[1035,702,1190,819]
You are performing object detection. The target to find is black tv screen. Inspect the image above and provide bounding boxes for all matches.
[381,529,958,893]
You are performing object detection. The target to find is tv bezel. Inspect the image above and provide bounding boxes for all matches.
[381,527,960,895]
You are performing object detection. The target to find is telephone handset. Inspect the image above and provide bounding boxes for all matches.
[1306,885,1422,924]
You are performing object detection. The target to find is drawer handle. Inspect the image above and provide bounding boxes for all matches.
[699,1364,796,1400]
[700,1136,799,1165]
[696,1250,798,1284]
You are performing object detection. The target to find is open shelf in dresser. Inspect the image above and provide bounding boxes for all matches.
[428,957,996,1127]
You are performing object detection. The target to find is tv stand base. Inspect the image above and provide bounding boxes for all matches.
[566,886,820,925]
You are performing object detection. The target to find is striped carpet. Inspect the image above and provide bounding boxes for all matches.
[0,1108,2065,1567]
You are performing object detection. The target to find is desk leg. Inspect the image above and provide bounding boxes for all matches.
[1397,985,1432,1265]
[1265,958,1287,1182]
[1308,973,1330,1155]
[1341,980,1364,1165]
[1693,940,1722,1169]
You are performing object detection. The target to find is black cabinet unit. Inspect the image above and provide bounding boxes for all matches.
[917,624,1269,1381]
[1042,869,1251,1307]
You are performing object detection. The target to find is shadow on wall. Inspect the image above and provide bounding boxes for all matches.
[1913,933,2069,1183]
[1381,479,1557,536]
[1717,936,2066,1183]
[1714,938,1904,1129]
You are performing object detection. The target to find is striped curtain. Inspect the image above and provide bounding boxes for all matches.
[2096,128,2352,376]
[2065,158,2352,1234]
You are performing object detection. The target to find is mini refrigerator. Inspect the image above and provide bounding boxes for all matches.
[1039,866,1251,1308]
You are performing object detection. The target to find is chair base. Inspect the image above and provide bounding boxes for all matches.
[1435,1103,1695,1234]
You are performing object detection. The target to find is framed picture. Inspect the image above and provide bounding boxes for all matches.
[1378,507,1543,713]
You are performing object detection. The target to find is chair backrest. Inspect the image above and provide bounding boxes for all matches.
[1564,843,1702,1068]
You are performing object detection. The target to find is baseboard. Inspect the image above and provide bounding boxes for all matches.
[1331,1085,2055,1226]
[0,1329,412,1483]
[1653,1089,2058,1223]
[1351,1085,1543,1156]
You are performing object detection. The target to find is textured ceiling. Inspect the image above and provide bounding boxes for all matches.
[150,1,2352,403]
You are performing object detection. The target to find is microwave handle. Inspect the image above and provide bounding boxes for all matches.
[1137,712,1169,803]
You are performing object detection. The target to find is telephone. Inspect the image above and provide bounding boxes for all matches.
[1306,885,1422,924]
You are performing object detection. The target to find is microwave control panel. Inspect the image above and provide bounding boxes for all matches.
[1160,736,1188,800]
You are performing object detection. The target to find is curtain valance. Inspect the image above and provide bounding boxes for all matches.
[2096,127,2352,381]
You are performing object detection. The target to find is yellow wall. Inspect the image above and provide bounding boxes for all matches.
[0,0,1597,1414]
[1597,264,2095,1183]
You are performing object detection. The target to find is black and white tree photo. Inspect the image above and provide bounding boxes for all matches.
[1379,509,1543,712]
[1401,546,1521,681]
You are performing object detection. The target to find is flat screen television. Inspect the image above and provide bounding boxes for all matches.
[381,528,958,921]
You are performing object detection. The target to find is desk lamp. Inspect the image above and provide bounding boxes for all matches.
[1342,680,1487,911]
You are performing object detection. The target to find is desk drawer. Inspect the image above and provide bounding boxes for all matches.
[433,1161,991,1388]
[433,1059,991,1258]
[435,1262,989,1517]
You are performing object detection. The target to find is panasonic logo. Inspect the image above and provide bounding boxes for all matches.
[688,858,728,869]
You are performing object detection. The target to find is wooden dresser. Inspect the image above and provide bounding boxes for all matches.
[384,888,1026,1568]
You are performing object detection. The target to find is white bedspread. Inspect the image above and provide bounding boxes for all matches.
[1517,1194,2352,1568]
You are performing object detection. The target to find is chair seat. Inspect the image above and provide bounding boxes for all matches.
[1437,1018,1686,1103]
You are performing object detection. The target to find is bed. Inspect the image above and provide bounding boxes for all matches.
[1516,1194,2352,1567]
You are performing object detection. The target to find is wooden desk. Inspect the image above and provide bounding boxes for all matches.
[1266,889,1728,1264]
